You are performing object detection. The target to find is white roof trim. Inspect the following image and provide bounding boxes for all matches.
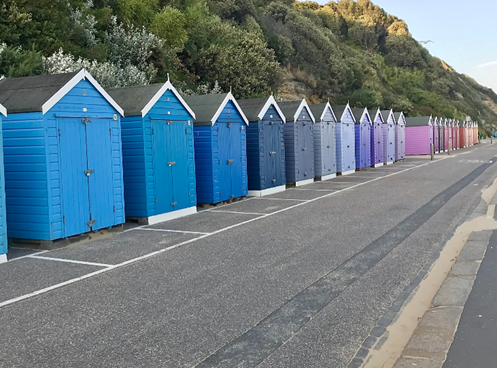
[42,69,124,116]
[0,102,6,117]
[211,92,249,126]
[141,80,196,119]
[396,111,406,126]
[360,108,372,125]
[258,95,286,123]
[293,99,315,123]
[373,108,384,124]
[340,103,356,123]
[319,101,337,122]
[387,109,395,124]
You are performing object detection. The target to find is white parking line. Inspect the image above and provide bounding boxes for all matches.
[257,198,309,202]
[0,154,452,309]
[131,228,211,235]
[209,210,266,216]
[293,189,337,192]
[28,255,113,268]
[7,250,49,262]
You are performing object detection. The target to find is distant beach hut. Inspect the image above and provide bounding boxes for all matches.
[309,102,337,180]
[405,116,434,155]
[334,104,356,175]
[394,112,406,160]
[370,108,384,168]
[352,108,372,169]
[382,109,396,164]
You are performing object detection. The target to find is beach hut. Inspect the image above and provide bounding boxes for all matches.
[432,117,439,153]
[474,122,478,144]
[443,118,451,151]
[452,120,457,150]
[352,108,372,169]
[394,112,406,161]
[468,121,473,146]
[108,81,197,224]
[237,96,286,196]
[0,103,6,261]
[459,121,465,148]
[382,109,396,164]
[334,104,356,176]
[405,116,434,155]
[184,93,248,205]
[309,102,337,180]
[370,108,384,168]
[279,100,316,186]
[448,119,454,151]
[454,121,459,149]
[0,70,125,245]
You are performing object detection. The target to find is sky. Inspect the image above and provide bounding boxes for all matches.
[312,0,497,93]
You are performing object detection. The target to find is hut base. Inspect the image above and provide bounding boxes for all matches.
[385,161,394,165]
[315,173,336,181]
[248,185,286,197]
[134,206,197,226]
[373,163,383,168]
[338,169,355,176]
[294,178,314,187]
[0,254,6,264]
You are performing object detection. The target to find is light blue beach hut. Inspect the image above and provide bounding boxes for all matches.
[334,104,356,176]
[309,102,337,181]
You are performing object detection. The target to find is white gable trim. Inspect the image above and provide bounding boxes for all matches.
[42,69,124,116]
[397,112,406,126]
[211,92,249,126]
[258,95,286,123]
[373,108,383,124]
[0,103,6,117]
[294,99,315,123]
[340,103,355,123]
[320,101,337,122]
[141,80,195,119]
[360,108,372,125]
[386,109,395,125]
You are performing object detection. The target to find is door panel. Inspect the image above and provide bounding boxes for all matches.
[168,120,189,210]
[151,120,173,215]
[297,122,306,181]
[218,123,232,201]
[86,119,114,231]
[230,123,243,198]
[59,118,91,236]
[304,124,313,178]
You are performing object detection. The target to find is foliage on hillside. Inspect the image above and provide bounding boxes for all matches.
[0,0,496,126]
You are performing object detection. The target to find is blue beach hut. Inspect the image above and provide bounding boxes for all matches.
[279,100,316,186]
[382,109,396,164]
[370,108,385,168]
[109,81,197,224]
[237,96,286,197]
[352,108,372,170]
[0,103,7,261]
[309,102,337,181]
[0,70,125,245]
[334,104,356,176]
[184,93,249,205]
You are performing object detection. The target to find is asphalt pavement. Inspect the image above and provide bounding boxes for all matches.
[0,143,496,368]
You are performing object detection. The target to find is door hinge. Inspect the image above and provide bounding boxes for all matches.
[167,161,176,166]
[84,169,94,176]
[82,118,91,124]
[185,128,188,135]
[188,191,190,196]
[113,205,115,213]
[155,197,158,203]
[152,128,154,135]
[58,129,61,137]
[171,202,177,206]
[302,147,307,151]
[63,216,65,223]
[109,128,112,136]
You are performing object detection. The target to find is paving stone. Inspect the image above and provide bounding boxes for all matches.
[449,261,480,276]
[403,329,452,359]
[432,276,475,307]
[393,356,442,368]
[457,241,488,261]
[466,230,492,242]
[417,307,463,332]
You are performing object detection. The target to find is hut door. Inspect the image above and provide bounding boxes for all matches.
[218,123,232,201]
[168,120,189,210]
[264,121,280,188]
[152,120,173,214]
[297,122,306,181]
[229,122,244,199]
[323,123,333,173]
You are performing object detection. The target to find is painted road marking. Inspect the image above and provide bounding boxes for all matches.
[487,204,496,219]
[0,152,468,309]
[28,255,113,268]
[208,210,266,216]
[130,228,211,235]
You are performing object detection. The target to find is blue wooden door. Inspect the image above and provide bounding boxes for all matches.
[229,122,244,198]
[151,120,174,214]
[169,120,190,210]
[297,122,306,181]
[86,118,115,231]
[218,123,232,201]
[264,121,283,188]
[59,118,91,237]
[304,123,314,179]
[323,123,334,175]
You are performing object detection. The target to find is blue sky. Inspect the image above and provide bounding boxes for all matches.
[311,0,497,92]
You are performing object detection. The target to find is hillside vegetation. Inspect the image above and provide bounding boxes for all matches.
[1,0,496,127]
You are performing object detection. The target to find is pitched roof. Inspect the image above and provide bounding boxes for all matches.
[108,81,195,118]
[278,100,315,123]
[381,110,395,124]
[0,102,6,117]
[351,108,371,124]
[405,116,432,127]
[237,96,286,123]
[183,92,248,126]
[308,102,337,122]
[0,69,124,115]
[394,112,405,125]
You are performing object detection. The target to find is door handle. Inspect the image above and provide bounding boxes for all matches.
[84,169,94,176]
[167,161,176,166]
[302,147,307,151]
[269,151,276,156]
[87,219,96,226]
[227,159,234,165]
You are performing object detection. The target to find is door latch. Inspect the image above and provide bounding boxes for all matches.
[269,151,276,156]
[84,169,94,176]
[87,219,96,226]
[302,147,307,151]
[227,159,234,165]
[81,118,91,124]
[171,202,177,206]
[167,161,176,166]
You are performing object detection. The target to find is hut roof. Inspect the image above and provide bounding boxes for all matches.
[351,108,371,124]
[0,69,123,115]
[237,96,286,123]
[278,100,315,123]
[405,116,433,127]
[183,92,248,126]
[308,102,337,122]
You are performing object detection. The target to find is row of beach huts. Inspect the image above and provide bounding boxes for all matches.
[0,70,479,261]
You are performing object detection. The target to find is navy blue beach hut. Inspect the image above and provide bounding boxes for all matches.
[334,104,356,176]
[109,81,197,224]
[237,96,286,196]
[0,103,7,261]
[370,108,384,168]
[184,93,249,204]
[0,70,125,244]
[352,108,372,170]
[279,100,316,186]
[309,102,337,181]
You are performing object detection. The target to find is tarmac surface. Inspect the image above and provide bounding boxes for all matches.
[1,142,497,367]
